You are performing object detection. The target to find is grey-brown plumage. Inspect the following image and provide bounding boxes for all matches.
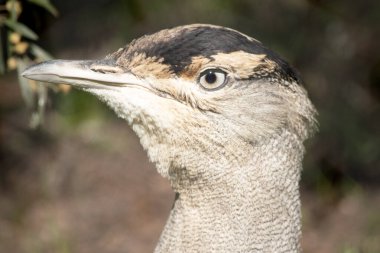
[22,24,317,253]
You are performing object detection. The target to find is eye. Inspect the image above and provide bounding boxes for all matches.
[198,69,228,90]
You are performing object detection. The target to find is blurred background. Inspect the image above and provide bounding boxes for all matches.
[0,0,379,252]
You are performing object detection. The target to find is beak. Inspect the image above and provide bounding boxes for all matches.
[22,59,146,89]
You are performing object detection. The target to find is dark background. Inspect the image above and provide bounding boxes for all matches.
[1,0,379,252]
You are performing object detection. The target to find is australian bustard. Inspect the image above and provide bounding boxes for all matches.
[23,24,317,253]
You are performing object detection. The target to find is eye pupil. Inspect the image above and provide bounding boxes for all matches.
[198,68,227,90]
[205,72,217,84]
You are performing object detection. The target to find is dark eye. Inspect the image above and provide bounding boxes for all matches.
[198,69,227,90]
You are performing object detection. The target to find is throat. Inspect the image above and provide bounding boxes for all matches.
[154,131,304,253]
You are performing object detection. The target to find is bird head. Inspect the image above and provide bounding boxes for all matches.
[23,24,317,186]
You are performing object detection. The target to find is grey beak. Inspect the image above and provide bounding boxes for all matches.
[22,60,146,89]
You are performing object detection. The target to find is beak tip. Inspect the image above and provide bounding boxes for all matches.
[21,61,58,82]
[21,69,30,78]
[21,63,44,80]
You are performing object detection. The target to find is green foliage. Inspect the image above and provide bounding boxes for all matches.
[0,0,59,128]
[4,19,38,40]
[28,0,59,17]
[55,90,111,127]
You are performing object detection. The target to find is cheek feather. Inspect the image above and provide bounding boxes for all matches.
[116,52,174,79]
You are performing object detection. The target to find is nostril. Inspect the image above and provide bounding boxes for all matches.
[91,68,106,74]
[90,65,123,74]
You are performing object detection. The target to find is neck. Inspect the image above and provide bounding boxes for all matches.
[154,130,304,253]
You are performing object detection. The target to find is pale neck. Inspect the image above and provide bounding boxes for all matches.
[155,130,304,253]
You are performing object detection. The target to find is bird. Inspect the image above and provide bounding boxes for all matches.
[22,24,317,253]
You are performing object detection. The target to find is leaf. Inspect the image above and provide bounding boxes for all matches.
[0,34,5,74]
[16,58,35,109]
[16,57,49,128]
[28,0,59,17]
[30,82,47,129]
[4,20,38,40]
[30,44,53,60]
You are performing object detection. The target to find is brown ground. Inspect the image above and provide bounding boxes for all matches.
[1,76,379,253]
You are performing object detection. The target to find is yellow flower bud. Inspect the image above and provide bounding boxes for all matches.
[14,41,29,54]
[58,84,71,94]
[7,57,17,70]
[9,32,21,44]
[5,1,22,15]
[28,80,37,92]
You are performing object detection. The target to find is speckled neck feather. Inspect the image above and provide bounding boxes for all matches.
[155,128,304,252]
